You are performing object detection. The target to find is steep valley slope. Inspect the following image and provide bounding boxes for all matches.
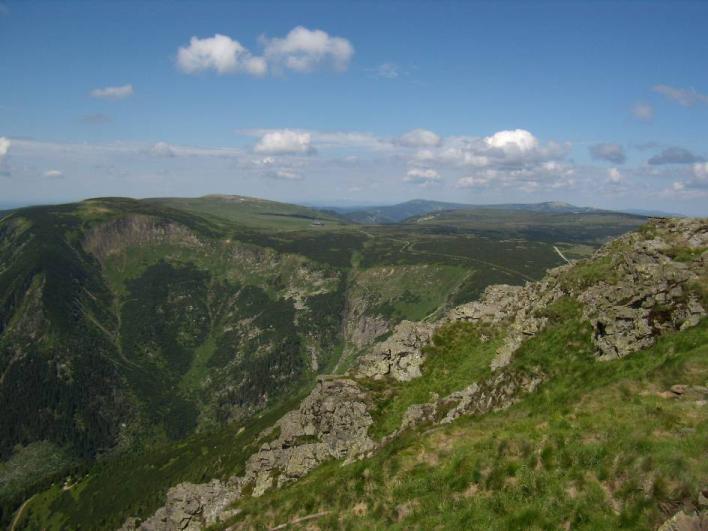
[0,196,662,528]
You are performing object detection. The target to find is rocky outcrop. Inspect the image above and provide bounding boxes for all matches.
[658,509,706,531]
[119,480,242,531]
[579,218,706,360]
[356,320,435,381]
[244,377,375,496]
[83,215,201,260]
[440,368,545,424]
[387,367,545,438]
[123,377,374,530]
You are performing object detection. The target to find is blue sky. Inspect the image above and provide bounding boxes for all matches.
[1,0,707,214]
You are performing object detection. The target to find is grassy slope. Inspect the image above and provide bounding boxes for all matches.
[221,305,707,530]
[148,196,345,231]
[407,209,646,245]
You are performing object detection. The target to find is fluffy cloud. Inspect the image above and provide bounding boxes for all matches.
[146,141,243,159]
[667,162,708,196]
[43,169,63,178]
[149,141,177,158]
[90,84,134,100]
[590,143,626,164]
[631,102,654,121]
[648,147,704,165]
[254,130,314,155]
[262,26,354,72]
[0,136,9,162]
[177,34,267,76]
[485,129,539,154]
[177,27,353,77]
[607,167,623,183]
[653,84,708,107]
[404,167,441,184]
[694,162,708,181]
[416,129,569,170]
[397,129,441,147]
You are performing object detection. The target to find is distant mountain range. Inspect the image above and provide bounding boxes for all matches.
[318,199,666,224]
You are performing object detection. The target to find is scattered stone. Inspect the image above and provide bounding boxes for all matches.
[658,510,706,531]
[671,384,688,396]
[356,320,434,381]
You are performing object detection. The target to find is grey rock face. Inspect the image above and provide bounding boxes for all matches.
[440,368,545,424]
[244,377,375,496]
[123,377,374,529]
[356,320,435,381]
[658,510,706,531]
[579,218,707,360]
[119,479,241,530]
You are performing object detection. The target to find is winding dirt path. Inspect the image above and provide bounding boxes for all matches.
[10,494,35,531]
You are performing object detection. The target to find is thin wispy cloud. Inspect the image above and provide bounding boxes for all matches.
[404,167,441,185]
[652,84,708,107]
[631,102,654,121]
[589,143,625,164]
[375,63,400,79]
[81,113,112,125]
[90,84,134,100]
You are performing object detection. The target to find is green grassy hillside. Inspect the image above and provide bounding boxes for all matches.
[221,309,707,530]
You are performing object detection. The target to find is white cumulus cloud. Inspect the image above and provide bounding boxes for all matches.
[149,141,178,157]
[262,26,354,72]
[0,136,9,162]
[177,34,267,76]
[694,162,708,181]
[90,84,134,99]
[176,27,353,77]
[485,129,539,154]
[607,167,623,183]
[254,130,314,155]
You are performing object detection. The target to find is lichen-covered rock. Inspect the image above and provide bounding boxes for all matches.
[449,274,566,370]
[120,479,241,530]
[356,320,435,381]
[125,378,375,529]
[244,377,375,495]
[441,368,545,424]
[578,218,707,360]
[658,510,706,531]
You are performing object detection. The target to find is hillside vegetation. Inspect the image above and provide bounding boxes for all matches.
[0,196,659,528]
